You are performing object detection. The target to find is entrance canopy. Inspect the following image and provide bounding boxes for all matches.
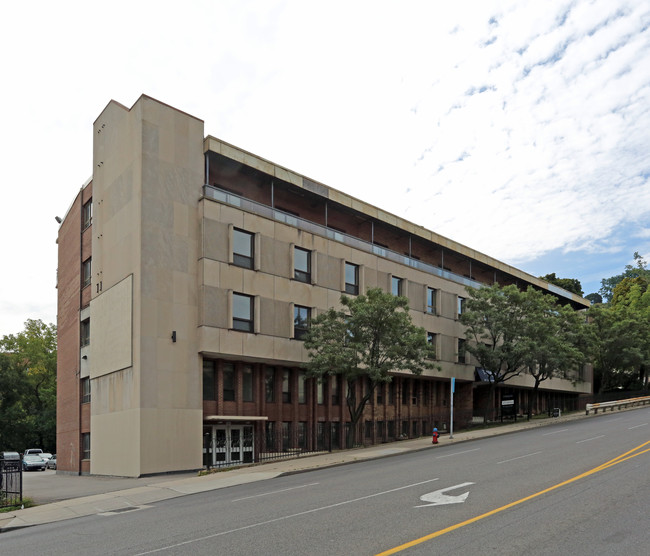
[204,415,268,422]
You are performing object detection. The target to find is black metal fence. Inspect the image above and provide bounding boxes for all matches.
[204,417,467,470]
[0,456,22,509]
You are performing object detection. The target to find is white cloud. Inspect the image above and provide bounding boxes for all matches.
[0,0,648,335]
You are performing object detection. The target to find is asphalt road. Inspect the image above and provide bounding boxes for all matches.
[5,408,650,555]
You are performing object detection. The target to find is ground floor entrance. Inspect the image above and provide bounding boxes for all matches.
[203,424,254,467]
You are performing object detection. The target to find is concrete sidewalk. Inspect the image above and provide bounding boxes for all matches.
[0,411,590,533]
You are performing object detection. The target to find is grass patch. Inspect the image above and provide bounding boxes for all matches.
[0,497,35,513]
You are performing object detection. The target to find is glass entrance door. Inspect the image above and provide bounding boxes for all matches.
[205,425,254,467]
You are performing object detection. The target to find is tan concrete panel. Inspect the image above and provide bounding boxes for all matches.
[219,263,245,291]
[317,253,342,291]
[202,258,221,287]
[260,235,291,278]
[139,408,203,474]
[259,298,290,337]
[201,286,228,328]
[244,269,275,294]
[91,409,140,476]
[202,219,228,262]
[90,275,133,377]
[274,336,308,363]
[197,325,222,355]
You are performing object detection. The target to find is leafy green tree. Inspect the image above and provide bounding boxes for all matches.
[584,293,603,305]
[599,252,650,303]
[587,304,650,393]
[540,273,584,296]
[0,352,30,451]
[521,291,590,419]
[460,284,531,423]
[0,319,57,452]
[304,288,435,445]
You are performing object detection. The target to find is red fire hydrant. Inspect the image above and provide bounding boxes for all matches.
[432,427,439,444]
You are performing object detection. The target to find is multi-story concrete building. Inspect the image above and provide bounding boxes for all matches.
[56,95,591,477]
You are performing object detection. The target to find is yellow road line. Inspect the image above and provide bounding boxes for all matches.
[376,441,650,556]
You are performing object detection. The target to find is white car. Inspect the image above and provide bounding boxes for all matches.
[40,452,53,463]
[46,454,57,469]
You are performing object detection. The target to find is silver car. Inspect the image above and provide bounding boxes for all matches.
[46,454,57,469]
[22,454,46,471]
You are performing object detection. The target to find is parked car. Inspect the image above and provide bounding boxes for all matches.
[24,448,44,456]
[46,454,57,469]
[22,454,47,471]
[40,452,53,463]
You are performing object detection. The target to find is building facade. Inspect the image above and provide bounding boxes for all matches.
[56,95,591,477]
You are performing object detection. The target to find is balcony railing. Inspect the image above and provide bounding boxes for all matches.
[203,184,485,290]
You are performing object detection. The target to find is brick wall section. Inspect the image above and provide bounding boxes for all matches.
[56,181,92,474]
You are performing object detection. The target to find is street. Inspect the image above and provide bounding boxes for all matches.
[4,407,650,555]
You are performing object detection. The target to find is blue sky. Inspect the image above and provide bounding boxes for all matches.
[1,0,649,336]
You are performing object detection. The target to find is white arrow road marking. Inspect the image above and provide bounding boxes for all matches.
[416,482,475,508]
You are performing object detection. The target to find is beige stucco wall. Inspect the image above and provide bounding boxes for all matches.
[90,96,204,476]
[198,191,591,394]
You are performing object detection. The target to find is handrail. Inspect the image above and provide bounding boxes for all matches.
[585,396,650,415]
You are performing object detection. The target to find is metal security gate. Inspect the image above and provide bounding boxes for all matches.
[0,452,22,508]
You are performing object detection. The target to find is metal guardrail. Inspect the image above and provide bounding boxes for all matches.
[585,396,650,415]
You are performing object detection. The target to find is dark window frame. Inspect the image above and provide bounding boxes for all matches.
[294,246,311,283]
[427,287,437,314]
[391,276,403,296]
[223,363,236,401]
[203,360,216,401]
[81,377,91,404]
[233,228,255,269]
[345,262,359,295]
[293,305,310,340]
[82,258,92,288]
[80,318,90,347]
[232,293,254,332]
[82,199,93,230]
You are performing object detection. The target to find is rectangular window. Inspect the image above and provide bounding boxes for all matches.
[402,381,409,405]
[282,422,292,451]
[81,432,90,460]
[345,262,359,295]
[282,368,292,403]
[298,371,306,404]
[233,228,254,269]
[82,199,93,230]
[427,287,437,314]
[388,381,395,405]
[458,338,467,362]
[80,318,90,347]
[233,293,253,332]
[331,375,340,405]
[223,363,235,401]
[294,305,310,340]
[458,296,466,316]
[242,365,253,402]
[317,378,325,405]
[82,258,92,288]
[376,383,383,405]
[294,247,311,283]
[203,360,216,401]
[81,377,91,404]
[265,367,275,402]
[391,276,403,296]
